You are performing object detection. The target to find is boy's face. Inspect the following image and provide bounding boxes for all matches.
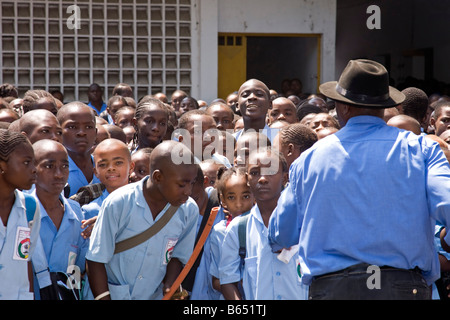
[246,152,287,203]
[61,108,97,155]
[35,145,69,195]
[27,115,63,144]
[179,98,196,115]
[115,109,135,128]
[94,144,133,192]
[432,106,450,136]
[309,113,336,132]
[180,114,217,155]
[107,100,126,122]
[207,105,234,131]
[129,151,150,183]
[238,80,272,121]
[156,164,198,207]
[220,174,254,218]
[268,100,297,124]
[171,93,186,111]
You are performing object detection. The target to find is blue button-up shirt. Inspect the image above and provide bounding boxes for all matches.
[67,155,101,197]
[86,177,199,300]
[220,204,308,300]
[269,115,450,285]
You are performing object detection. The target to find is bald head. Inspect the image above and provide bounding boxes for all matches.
[33,139,68,162]
[20,109,62,143]
[150,140,195,173]
[93,138,130,161]
[387,114,421,135]
[57,101,96,124]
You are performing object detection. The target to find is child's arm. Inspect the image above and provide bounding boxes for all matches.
[212,276,221,292]
[221,282,242,300]
[86,259,110,300]
[162,258,188,299]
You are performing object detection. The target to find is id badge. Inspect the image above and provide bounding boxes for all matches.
[13,226,31,261]
[163,238,178,265]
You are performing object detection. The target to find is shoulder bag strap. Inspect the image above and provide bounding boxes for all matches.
[114,204,179,254]
[163,206,220,300]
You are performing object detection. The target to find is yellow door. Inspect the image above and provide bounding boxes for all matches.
[218,34,247,100]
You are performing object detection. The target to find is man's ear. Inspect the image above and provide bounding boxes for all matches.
[429,116,436,130]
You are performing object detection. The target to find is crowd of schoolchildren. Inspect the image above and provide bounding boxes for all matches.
[0,77,450,300]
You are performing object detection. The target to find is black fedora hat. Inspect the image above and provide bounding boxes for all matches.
[319,59,405,108]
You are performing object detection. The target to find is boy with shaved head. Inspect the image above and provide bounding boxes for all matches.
[86,140,199,300]
[234,79,277,143]
[57,102,100,197]
[20,109,63,144]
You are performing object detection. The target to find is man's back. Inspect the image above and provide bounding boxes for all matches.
[272,115,450,285]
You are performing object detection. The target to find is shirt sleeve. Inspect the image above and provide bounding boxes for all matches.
[85,195,123,264]
[424,138,450,246]
[171,199,199,265]
[268,172,302,251]
[219,218,242,285]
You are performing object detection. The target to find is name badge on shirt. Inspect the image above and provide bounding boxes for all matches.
[13,226,31,261]
[163,238,178,265]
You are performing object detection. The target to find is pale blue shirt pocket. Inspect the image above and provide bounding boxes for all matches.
[108,283,131,300]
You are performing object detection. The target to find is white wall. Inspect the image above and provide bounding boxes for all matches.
[191,0,337,102]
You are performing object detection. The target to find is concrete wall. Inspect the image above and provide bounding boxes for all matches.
[191,0,337,102]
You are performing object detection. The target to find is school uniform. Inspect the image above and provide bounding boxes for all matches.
[86,176,199,300]
[219,204,308,300]
[0,190,41,300]
[67,155,101,197]
[233,124,278,143]
[31,191,89,299]
[190,205,225,300]
[208,209,238,300]
[87,101,107,115]
[81,189,109,220]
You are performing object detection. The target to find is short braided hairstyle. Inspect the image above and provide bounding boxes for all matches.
[279,123,318,154]
[0,129,31,162]
[22,89,56,113]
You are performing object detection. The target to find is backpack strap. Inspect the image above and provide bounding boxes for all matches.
[238,213,250,260]
[24,193,37,227]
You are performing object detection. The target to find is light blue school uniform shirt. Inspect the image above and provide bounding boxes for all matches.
[67,155,101,197]
[220,204,308,300]
[81,189,110,220]
[0,190,41,300]
[233,124,278,143]
[86,176,199,300]
[269,115,450,286]
[31,192,88,299]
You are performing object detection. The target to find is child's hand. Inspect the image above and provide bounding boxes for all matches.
[163,285,189,300]
[81,216,98,239]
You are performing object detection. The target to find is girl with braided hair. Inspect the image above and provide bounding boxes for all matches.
[130,97,169,152]
[0,129,41,299]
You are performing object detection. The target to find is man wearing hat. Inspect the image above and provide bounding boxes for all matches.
[268,59,450,299]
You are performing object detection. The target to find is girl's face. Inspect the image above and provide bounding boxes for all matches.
[220,174,254,218]
[2,143,36,190]
[134,106,168,148]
